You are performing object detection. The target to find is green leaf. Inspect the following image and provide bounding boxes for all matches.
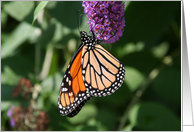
[1,9,8,27]
[121,124,133,131]
[68,104,97,124]
[1,66,20,85]
[32,1,49,25]
[1,22,37,59]
[151,41,170,58]
[124,66,145,91]
[129,103,140,128]
[1,101,12,111]
[50,90,60,106]
[129,102,181,131]
[41,72,63,92]
[3,1,34,21]
[124,1,131,11]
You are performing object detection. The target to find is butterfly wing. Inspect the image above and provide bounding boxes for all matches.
[67,97,91,117]
[58,44,91,117]
[81,44,125,97]
[58,31,125,117]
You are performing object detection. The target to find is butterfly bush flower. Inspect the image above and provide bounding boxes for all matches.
[7,105,15,127]
[82,1,125,44]
[7,105,14,117]
[7,104,49,130]
[6,78,49,130]
[10,118,15,127]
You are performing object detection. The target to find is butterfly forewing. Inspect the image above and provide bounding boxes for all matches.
[58,43,91,117]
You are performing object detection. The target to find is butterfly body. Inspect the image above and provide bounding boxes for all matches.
[58,31,125,117]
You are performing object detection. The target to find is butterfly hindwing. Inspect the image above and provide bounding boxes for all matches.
[81,43,125,97]
[67,97,91,117]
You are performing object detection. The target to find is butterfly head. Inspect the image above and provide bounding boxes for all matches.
[80,31,99,46]
[80,31,87,36]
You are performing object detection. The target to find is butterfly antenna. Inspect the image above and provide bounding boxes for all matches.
[79,14,83,32]
[87,21,97,38]
[85,21,90,32]
[90,28,95,38]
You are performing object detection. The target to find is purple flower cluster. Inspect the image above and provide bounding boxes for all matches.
[7,105,15,127]
[7,104,50,130]
[82,1,125,44]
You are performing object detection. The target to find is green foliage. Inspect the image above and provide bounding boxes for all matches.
[3,1,34,21]
[32,1,49,25]
[128,102,181,131]
[1,1,181,131]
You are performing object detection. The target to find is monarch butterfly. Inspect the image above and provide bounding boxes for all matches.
[58,31,125,117]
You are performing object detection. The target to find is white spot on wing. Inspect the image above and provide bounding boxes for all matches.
[59,104,62,109]
[62,88,68,92]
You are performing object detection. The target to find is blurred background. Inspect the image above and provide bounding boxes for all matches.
[1,1,181,131]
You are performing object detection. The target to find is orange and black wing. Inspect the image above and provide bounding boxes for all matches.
[58,31,125,117]
[67,96,91,117]
[81,44,125,97]
[58,45,91,117]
